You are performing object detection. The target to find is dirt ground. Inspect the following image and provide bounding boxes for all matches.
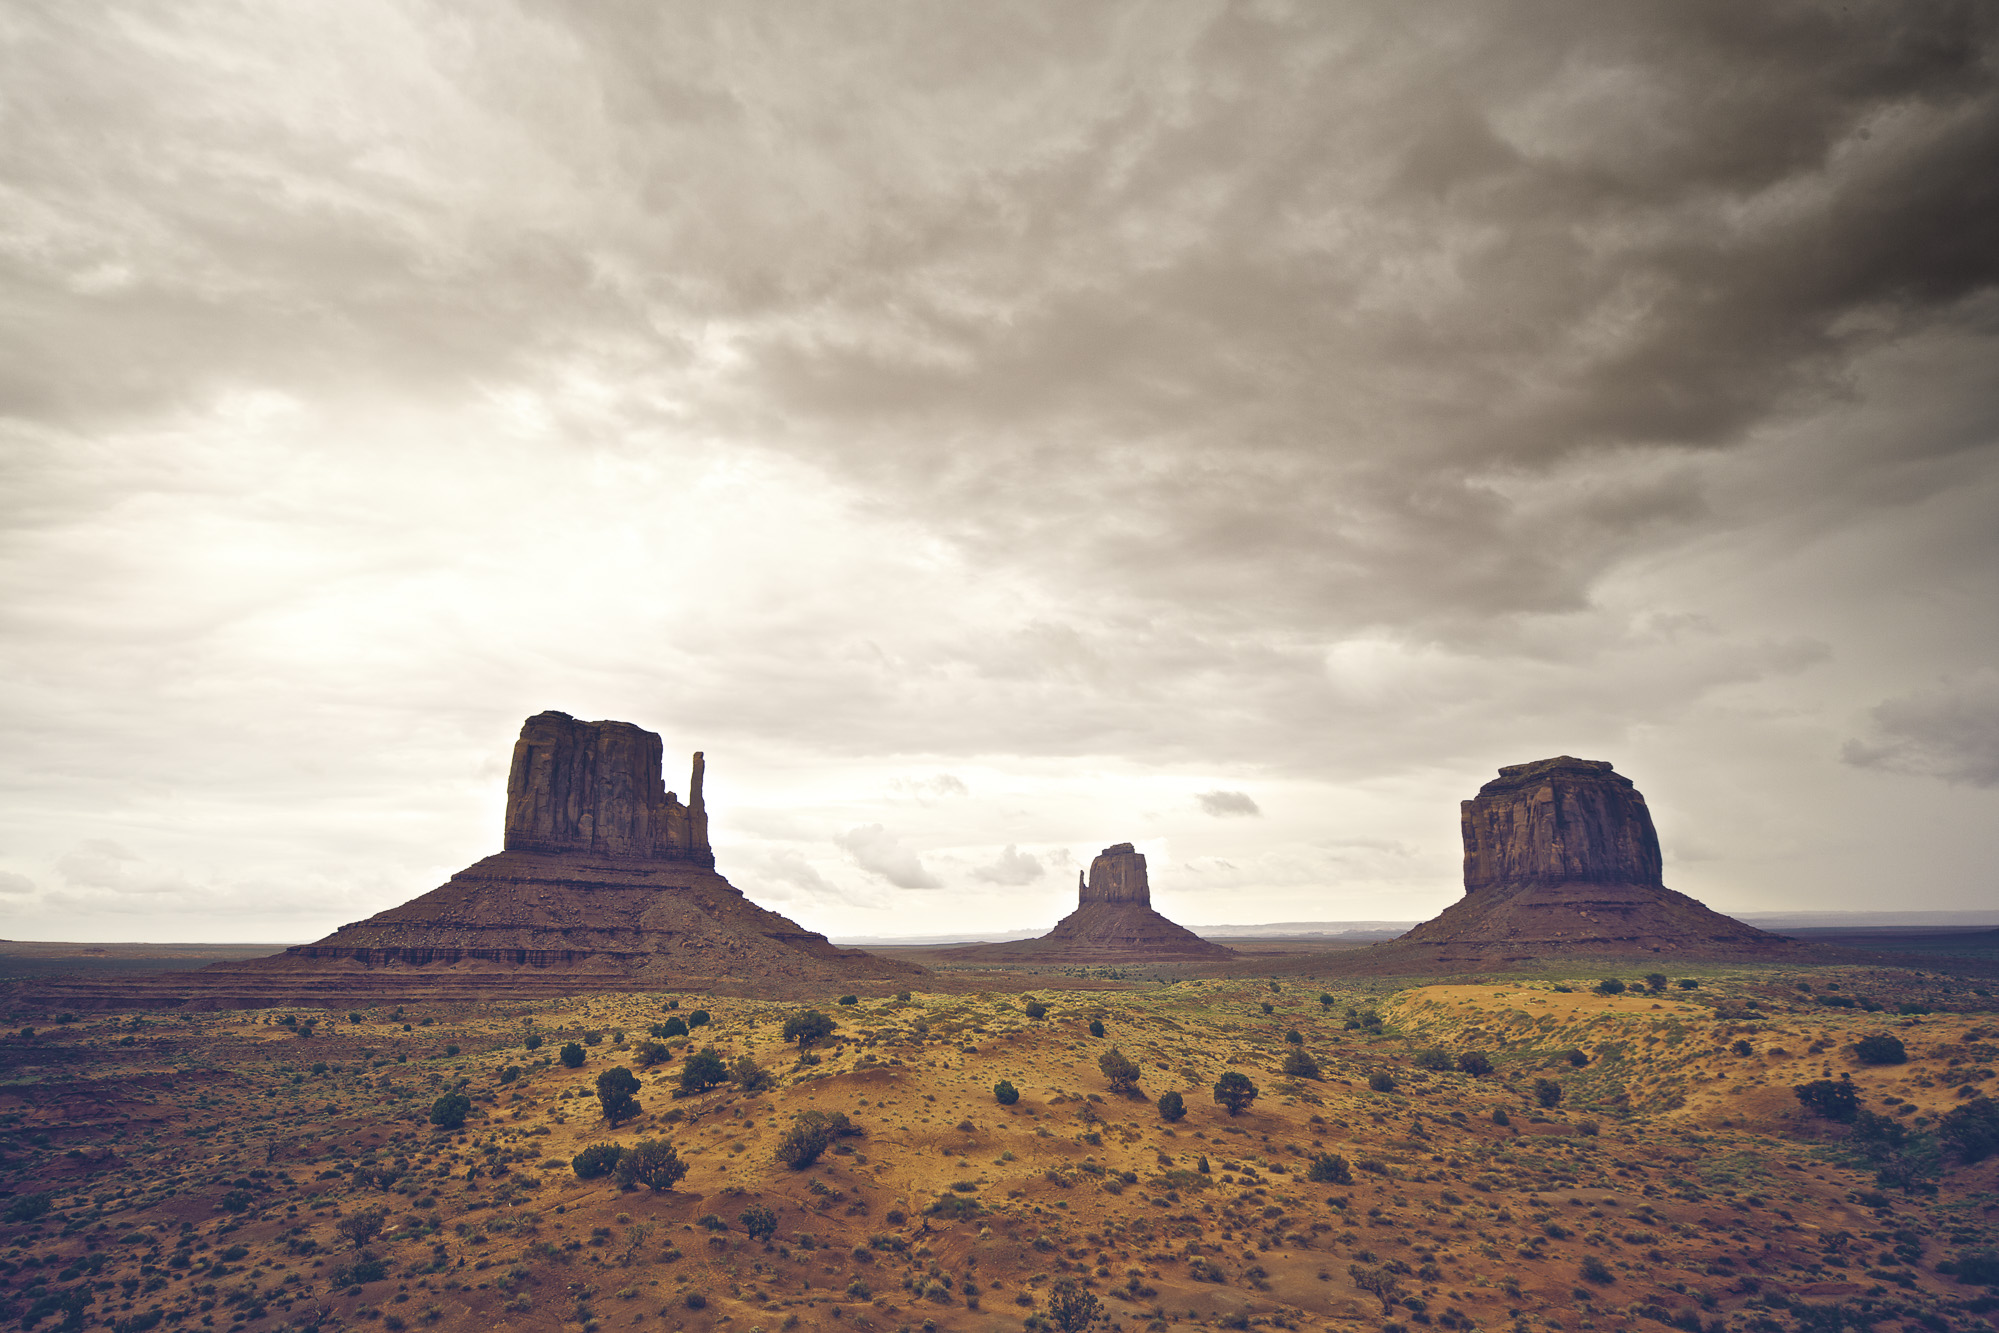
[1,964,1996,1333]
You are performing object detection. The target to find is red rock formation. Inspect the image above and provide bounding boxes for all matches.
[41,713,922,1007]
[1387,756,1790,963]
[941,843,1235,964]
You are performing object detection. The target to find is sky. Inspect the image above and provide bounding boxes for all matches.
[2,1,1997,945]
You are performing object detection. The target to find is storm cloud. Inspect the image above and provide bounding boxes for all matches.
[0,1,1995,941]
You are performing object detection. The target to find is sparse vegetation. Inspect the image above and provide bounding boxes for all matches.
[1213,1070,1259,1115]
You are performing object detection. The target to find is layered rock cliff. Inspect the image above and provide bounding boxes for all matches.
[1390,755,1789,962]
[942,843,1235,964]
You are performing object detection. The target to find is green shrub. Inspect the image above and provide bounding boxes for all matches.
[783,1009,836,1050]
[1457,1052,1493,1076]
[1024,1002,1048,1020]
[1413,1049,1452,1070]
[1566,1049,1589,1067]
[429,1092,471,1131]
[1213,1071,1259,1116]
[498,1064,522,1084]
[1855,1034,1908,1065]
[1156,1090,1185,1122]
[559,1042,585,1069]
[679,1046,729,1094]
[657,1017,688,1039]
[1594,978,1626,996]
[1282,1049,1321,1080]
[596,1067,642,1125]
[1260,1001,1274,1014]
[1533,1078,1563,1108]
[993,1080,1020,1106]
[523,1031,543,1050]
[837,995,858,1006]
[1677,978,1699,990]
[1938,1096,1999,1162]
[1793,1078,1859,1121]
[1368,1072,1395,1093]
[635,1041,669,1068]
[571,1143,626,1180]
[1307,1152,1352,1184]
[4,1193,53,1223]
[687,1010,711,1028]
[1097,1047,1142,1093]
[730,1055,773,1093]
[739,1204,778,1241]
[1580,1255,1615,1285]
[1088,1019,1105,1038]
[443,1044,459,1057]
[1492,1108,1510,1126]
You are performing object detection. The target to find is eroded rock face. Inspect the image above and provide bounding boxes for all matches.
[1081,842,1150,905]
[945,841,1234,963]
[1460,756,1663,894]
[504,711,710,865]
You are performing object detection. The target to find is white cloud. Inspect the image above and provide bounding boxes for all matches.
[1843,672,1999,788]
[971,844,1045,886]
[1195,791,1261,818]
[833,824,943,891]
[0,871,36,896]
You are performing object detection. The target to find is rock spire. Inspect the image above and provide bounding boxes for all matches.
[942,841,1234,964]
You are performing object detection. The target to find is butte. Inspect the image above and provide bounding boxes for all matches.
[939,842,1236,964]
[1349,755,1792,971]
[48,712,923,1008]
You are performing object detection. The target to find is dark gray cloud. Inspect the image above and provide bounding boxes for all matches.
[1844,672,1999,787]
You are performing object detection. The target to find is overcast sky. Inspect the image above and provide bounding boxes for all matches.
[3,1,1997,945]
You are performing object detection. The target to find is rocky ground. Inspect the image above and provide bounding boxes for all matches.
[1,965,1996,1333]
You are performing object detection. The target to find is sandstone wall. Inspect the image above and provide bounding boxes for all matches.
[502,711,711,864]
[1459,755,1663,893]
[1081,842,1151,905]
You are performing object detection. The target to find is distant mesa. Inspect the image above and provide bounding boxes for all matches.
[1386,755,1792,963]
[40,712,922,1008]
[940,842,1237,963]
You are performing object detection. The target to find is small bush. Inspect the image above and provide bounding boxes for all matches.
[1213,1071,1259,1116]
[731,1055,773,1093]
[687,1010,711,1028]
[837,995,858,1006]
[1457,1051,1493,1076]
[679,1046,729,1094]
[1677,978,1699,990]
[658,1017,688,1039]
[1156,1090,1186,1122]
[1024,1002,1048,1020]
[559,1042,585,1069]
[1533,1078,1563,1108]
[1282,1049,1321,1080]
[993,1080,1020,1106]
[1492,1108,1510,1126]
[739,1204,778,1241]
[1260,1001,1274,1015]
[1594,978,1626,996]
[784,1009,837,1050]
[1413,1048,1452,1070]
[1580,1255,1615,1285]
[596,1066,642,1126]
[1098,1047,1142,1094]
[1566,1049,1590,1067]
[429,1091,472,1131]
[1307,1152,1353,1185]
[572,1143,626,1180]
[1855,1034,1908,1065]
[1368,1072,1395,1093]
[1088,1019,1105,1038]
[614,1138,688,1190]
[443,1044,459,1057]
[523,1031,543,1051]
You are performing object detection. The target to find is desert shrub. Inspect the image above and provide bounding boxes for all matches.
[5,1192,53,1223]
[596,1067,642,1126]
[1677,978,1699,990]
[896,990,911,1001]
[1088,1019,1105,1038]
[679,1046,729,1094]
[683,1293,707,1309]
[1319,993,1334,1009]
[687,1010,711,1028]
[1492,1108,1510,1126]
[1566,1049,1590,1067]
[1098,1047,1142,1094]
[1213,1071,1259,1116]
[1644,973,1668,991]
[739,1205,778,1241]
[1458,1051,1493,1076]
[583,1030,602,1046]
[337,1206,388,1249]
[1580,1255,1615,1285]
[1595,978,1626,995]
[1413,1048,1452,1070]
[1156,1089,1186,1122]
[498,1064,522,1084]
[1794,1080,1860,1122]
[993,1081,1020,1106]
[559,1042,585,1069]
[1576,1119,1600,1136]
[657,1017,688,1039]
[443,1044,459,1057]
[429,1092,472,1131]
[1533,1078,1563,1108]
[783,1009,837,1050]
[838,995,858,1006]
[1044,1279,1103,1333]
[1856,1034,1908,1065]
[1945,1248,1999,1286]
[1732,1040,1755,1057]
[776,1110,858,1170]
[1368,1072,1395,1093]
[1260,1001,1275,1014]
[523,1031,543,1050]
[572,1143,626,1180]
[349,1011,363,1023]
[1307,1152,1353,1185]
[635,1041,669,1068]
[1939,1097,1999,1163]
[730,1055,773,1093]
[1024,1002,1048,1020]
[1282,1049,1321,1079]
